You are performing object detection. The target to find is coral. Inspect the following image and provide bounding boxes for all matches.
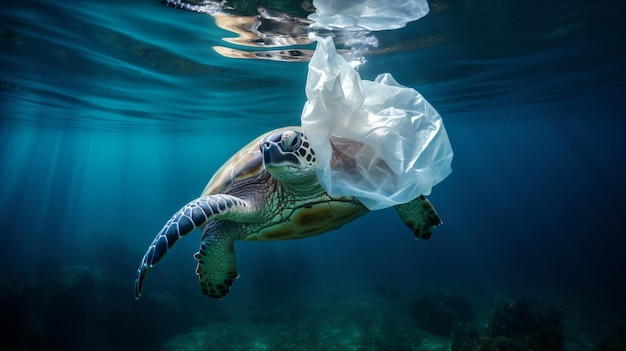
[451,300,564,351]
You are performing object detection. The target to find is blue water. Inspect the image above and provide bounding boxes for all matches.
[1,0,625,350]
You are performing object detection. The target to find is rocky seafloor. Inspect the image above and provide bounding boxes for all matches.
[1,264,624,351]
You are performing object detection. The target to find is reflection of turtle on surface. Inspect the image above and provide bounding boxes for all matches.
[135,126,442,299]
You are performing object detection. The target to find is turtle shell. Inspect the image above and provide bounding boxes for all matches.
[201,126,303,196]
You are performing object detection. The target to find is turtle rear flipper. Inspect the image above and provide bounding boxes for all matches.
[195,220,244,299]
[135,194,249,299]
[394,195,442,240]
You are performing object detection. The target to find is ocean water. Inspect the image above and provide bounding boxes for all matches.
[1,0,625,350]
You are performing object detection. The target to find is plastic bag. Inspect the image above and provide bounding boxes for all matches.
[301,36,453,210]
[308,0,430,31]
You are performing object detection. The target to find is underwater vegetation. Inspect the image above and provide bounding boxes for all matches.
[1,263,624,350]
[451,300,563,351]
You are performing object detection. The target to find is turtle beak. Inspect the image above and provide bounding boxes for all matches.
[262,141,300,167]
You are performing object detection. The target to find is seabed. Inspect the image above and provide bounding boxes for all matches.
[2,264,623,350]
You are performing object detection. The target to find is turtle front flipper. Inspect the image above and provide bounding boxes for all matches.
[135,194,249,300]
[195,220,245,299]
[394,195,442,240]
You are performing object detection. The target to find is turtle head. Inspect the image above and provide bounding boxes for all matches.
[261,129,318,183]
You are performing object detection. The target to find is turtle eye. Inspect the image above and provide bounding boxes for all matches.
[281,131,302,152]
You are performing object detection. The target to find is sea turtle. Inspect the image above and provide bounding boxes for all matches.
[135,126,442,299]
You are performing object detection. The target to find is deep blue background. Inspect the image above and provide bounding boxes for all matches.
[1,0,625,349]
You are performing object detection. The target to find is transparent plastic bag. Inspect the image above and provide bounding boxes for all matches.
[301,36,453,210]
[308,0,430,30]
